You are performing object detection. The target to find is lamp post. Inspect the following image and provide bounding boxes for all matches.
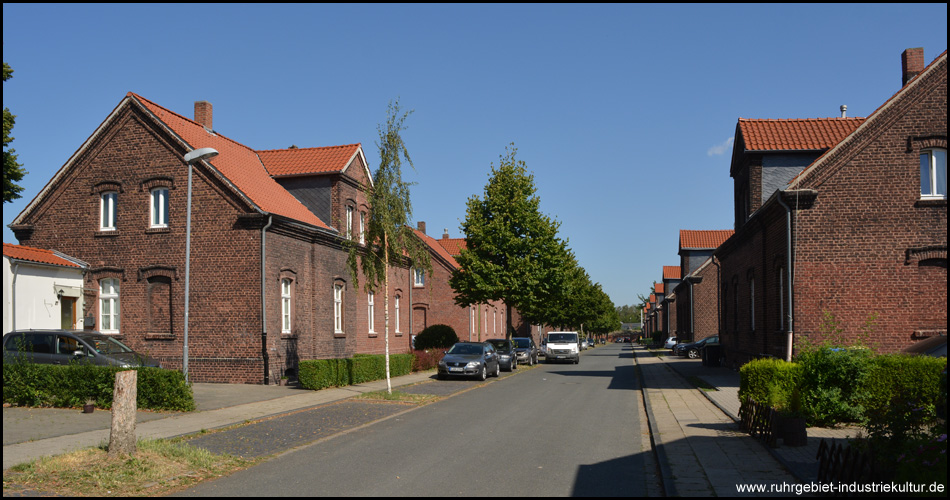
[182,147,218,382]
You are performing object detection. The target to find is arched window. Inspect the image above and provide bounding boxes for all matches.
[920,148,947,199]
[101,192,117,230]
[367,291,376,333]
[150,188,169,228]
[334,283,345,334]
[281,278,292,333]
[99,278,120,333]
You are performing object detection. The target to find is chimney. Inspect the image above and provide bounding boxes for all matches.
[417,221,426,235]
[442,229,449,239]
[840,105,847,118]
[194,101,213,130]
[902,48,924,86]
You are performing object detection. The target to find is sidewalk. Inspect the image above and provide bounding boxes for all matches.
[633,345,860,496]
[2,371,436,471]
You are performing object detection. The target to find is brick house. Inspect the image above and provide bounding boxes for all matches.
[715,49,947,367]
[671,230,733,344]
[9,93,416,384]
[661,265,681,338]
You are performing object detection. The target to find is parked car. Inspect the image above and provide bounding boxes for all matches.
[580,338,589,351]
[2,330,161,368]
[437,342,500,380]
[511,337,538,366]
[664,337,678,350]
[538,342,546,358]
[675,336,720,359]
[487,338,518,371]
[545,331,580,364]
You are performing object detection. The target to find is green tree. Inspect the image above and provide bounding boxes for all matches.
[3,62,27,203]
[346,98,430,394]
[451,144,567,337]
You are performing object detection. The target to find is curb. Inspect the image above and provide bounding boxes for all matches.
[631,347,677,497]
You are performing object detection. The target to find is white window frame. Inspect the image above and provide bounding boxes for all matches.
[367,291,376,333]
[281,279,292,333]
[359,211,366,245]
[920,148,947,200]
[100,192,117,230]
[334,284,344,333]
[346,206,353,239]
[99,278,120,333]
[414,268,425,287]
[394,294,401,333]
[150,187,169,228]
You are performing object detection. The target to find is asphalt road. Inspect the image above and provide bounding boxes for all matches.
[175,343,648,497]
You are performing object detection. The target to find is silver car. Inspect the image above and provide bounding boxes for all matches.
[2,330,161,368]
[511,337,538,366]
[437,342,501,381]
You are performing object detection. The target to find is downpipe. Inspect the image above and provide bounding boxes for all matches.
[261,215,273,385]
[776,194,794,362]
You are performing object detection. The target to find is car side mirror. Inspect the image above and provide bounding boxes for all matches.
[73,350,84,357]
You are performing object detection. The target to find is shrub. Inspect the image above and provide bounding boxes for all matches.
[298,359,351,390]
[411,349,445,371]
[738,357,802,409]
[861,354,945,443]
[299,354,414,389]
[2,363,194,411]
[413,324,459,350]
[795,347,873,426]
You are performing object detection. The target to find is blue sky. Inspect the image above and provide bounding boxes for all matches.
[3,3,947,309]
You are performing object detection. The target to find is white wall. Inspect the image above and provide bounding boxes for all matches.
[3,256,85,334]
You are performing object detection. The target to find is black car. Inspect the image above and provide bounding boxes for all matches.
[487,338,518,371]
[675,336,720,359]
[2,330,161,368]
[437,342,501,380]
[511,337,538,366]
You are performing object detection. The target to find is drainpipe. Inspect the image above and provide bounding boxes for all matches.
[261,215,273,384]
[776,194,794,362]
[11,261,19,332]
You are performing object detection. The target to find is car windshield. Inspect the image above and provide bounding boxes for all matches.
[548,334,576,342]
[512,338,531,348]
[488,340,511,352]
[79,335,134,355]
[448,344,482,355]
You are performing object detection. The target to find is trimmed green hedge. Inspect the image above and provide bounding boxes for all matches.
[299,354,414,390]
[2,362,195,411]
[739,349,945,427]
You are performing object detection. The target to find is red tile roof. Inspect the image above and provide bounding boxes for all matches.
[3,243,82,268]
[680,229,734,250]
[437,237,468,256]
[129,93,332,231]
[412,228,460,269]
[663,266,681,280]
[654,282,665,294]
[257,144,362,177]
[738,118,865,151]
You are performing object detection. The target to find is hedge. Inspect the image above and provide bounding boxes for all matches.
[299,354,414,390]
[2,362,195,411]
[738,357,802,409]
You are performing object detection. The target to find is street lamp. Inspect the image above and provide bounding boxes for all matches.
[182,147,218,382]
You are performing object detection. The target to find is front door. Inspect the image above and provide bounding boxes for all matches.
[61,297,77,330]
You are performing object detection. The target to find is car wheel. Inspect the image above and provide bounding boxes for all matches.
[688,349,700,359]
[512,359,517,370]
[437,372,446,380]
[479,365,488,381]
[494,362,500,377]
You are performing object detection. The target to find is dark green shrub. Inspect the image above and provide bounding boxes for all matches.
[300,354,414,389]
[413,324,459,350]
[738,357,802,409]
[2,363,194,411]
[861,354,945,443]
[795,347,873,426]
[299,359,351,390]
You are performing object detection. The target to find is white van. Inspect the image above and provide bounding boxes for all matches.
[544,331,580,364]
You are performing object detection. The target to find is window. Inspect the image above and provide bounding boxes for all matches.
[147,276,171,334]
[359,212,366,244]
[100,192,117,230]
[334,284,344,333]
[281,279,292,333]
[150,188,169,227]
[99,278,120,333]
[346,206,353,239]
[920,148,947,199]
[394,294,401,333]
[414,268,425,287]
[368,291,375,333]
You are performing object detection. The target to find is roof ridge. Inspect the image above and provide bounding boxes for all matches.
[256,143,361,154]
[738,117,866,122]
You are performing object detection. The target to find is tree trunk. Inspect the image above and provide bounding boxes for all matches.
[108,370,137,456]
[384,233,392,394]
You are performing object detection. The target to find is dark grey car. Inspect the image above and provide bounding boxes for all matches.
[2,330,161,368]
[511,337,538,366]
[487,338,518,371]
[437,342,500,381]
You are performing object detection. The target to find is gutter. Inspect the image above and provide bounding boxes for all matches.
[261,215,273,385]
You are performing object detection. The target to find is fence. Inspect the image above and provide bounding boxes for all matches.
[738,398,778,447]
[815,439,876,486]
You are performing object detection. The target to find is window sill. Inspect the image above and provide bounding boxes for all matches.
[368,333,378,338]
[280,333,297,339]
[334,331,345,338]
[95,230,120,238]
[146,226,171,234]
[916,198,947,207]
[146,333,175,341]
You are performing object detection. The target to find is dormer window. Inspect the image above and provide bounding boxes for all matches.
[920,148,947,199]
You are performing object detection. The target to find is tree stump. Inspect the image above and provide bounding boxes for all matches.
[108,370,137,456]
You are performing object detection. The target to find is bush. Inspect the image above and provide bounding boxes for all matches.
[298,358,351,390]
[795,347,873,426]
[2,363,194,411]
[299,354,414,389]
[413,324,459,350]
[739,357,802,409]
[411,349,445,371]
[861,354,945,443]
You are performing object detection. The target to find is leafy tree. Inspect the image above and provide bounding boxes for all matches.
[3,62,27,203]
[346,98,430,394]
[451,144,567,336]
